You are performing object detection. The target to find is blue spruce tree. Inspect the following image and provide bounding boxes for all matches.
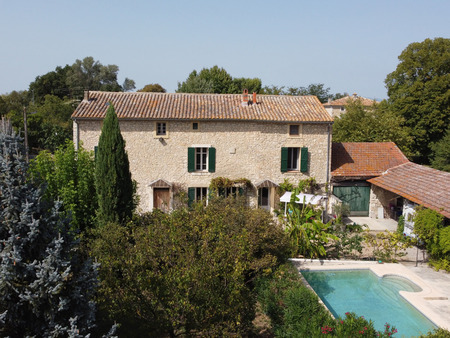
[0,130,109,337]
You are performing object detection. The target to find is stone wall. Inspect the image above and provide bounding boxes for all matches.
[369,184,398,219]
[73,119,331,212]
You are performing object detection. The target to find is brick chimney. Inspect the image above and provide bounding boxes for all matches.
[253,92,257,104]
[242,89,249,106]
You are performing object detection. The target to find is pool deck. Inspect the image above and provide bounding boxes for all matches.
[290,258,450,331]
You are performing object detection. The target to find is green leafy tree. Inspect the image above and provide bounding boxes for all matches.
[260,83,335,102]
[0,130,102,336]
[0,96,8,117]
[2,90,74,152]
[29,57,135,101]
[137,83,167,92]
[66,56,123,99]
[28,65,72,103]
[95,103,136,225]
[229,77,262,94]
[122,78,136,92]
[177,66,261,94]
[385,38,450,163]
[260,85,286,95]
[91,197,290,337]
[29,141,97,233]
[27,94,74,151]
[1,90,29,125]
[332,99,413,156]
[431,127,450,172]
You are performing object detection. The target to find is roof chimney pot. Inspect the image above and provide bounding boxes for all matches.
[242,89,249,106]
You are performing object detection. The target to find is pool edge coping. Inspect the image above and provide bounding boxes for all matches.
[289,258,449,331]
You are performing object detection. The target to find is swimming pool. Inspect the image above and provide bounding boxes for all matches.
[301,269,437,337]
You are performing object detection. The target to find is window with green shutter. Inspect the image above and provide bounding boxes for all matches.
[281,147,288,172]
[208,147,216,173]
[282,147,301,172]
[94,146,98,161]
[300,147,308,172]
[188,187,195,206]
[187,148,195,172]
[188,147,216,173]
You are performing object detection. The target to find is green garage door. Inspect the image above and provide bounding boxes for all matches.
[333,186,370,216]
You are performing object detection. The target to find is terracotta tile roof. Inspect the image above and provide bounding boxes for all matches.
[331,142,409,178]
[71,91,333,123]
[368,163,450,219]
[323,94,378,107]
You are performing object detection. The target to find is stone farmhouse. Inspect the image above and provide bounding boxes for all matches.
[323,93,378,119]
[72,91,333,213]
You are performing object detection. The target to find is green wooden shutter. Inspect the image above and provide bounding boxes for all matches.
[281,147,288,172]
[94,146,98,161]
[208,147,216,173]
[188,147,195,172]
[300,147,308,172]
[238,187,244,196]
[188,187,195,206]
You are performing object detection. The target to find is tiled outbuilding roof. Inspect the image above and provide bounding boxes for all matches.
[323,94,378,107]
[71,91,333,123]
[331,142,409,178]
[368,163,450,219]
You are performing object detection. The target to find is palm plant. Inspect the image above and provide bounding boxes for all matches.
[284,188,337,258]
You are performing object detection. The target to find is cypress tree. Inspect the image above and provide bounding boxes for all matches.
[0,131,101,337]
[95,103,135,225]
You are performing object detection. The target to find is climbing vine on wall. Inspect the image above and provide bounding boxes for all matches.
[277,177,318,195]
[209,177,252,191]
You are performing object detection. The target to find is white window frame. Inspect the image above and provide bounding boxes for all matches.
[195,147,208,171]
[195,187,208,202]
[287,147,300,171]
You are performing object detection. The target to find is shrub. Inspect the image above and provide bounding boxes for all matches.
[420,328,450,337]
[413,207,449,271]
[332,202,351,222]
[397,215,405,234]
[91,197,290,336]
[328,223,366,259]
[364,231,414,262]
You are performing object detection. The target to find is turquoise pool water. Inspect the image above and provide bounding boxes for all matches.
[301,269,437,337]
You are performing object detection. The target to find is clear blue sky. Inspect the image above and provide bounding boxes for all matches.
[1,0,449,100]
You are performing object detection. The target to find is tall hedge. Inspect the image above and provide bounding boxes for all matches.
[95,103,135,225]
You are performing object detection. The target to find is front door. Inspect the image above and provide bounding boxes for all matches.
[258,187,270,211]
[153,188,170,212]
[333,185,370,216]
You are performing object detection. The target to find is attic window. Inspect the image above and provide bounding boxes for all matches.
[157,123,166,135]
[193,122,198,130]
[289,124,301,137]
